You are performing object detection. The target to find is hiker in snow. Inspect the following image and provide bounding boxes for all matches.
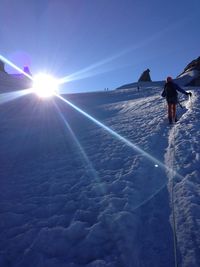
[161,76,192,124]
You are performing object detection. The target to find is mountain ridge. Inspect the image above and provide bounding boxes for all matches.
[117,56,200,90]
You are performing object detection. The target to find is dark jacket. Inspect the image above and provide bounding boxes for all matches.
[161,81,188,104]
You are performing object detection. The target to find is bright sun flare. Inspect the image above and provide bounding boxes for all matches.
[32,73,59,98]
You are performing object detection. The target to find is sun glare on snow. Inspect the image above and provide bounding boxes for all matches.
[32,73,59,98]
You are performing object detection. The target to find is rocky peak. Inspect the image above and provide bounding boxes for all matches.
[0,59,6,73]
[183,56,200,73]
[177,56,200,86]
[138,68,152,82]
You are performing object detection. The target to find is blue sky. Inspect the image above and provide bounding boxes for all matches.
[0,0,199,93]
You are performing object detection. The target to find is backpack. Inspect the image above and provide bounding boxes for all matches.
[164,82,177,98]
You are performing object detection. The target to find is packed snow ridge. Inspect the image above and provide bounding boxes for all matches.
[0,82,199,267]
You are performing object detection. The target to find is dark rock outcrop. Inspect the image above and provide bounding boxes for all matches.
[0,61,32,93]
[138,69,152,82]
[23,66,32,76]
[177,56,200,86]
[183,56,200,72]
[0,59,6,73]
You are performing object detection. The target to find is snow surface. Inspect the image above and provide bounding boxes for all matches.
[0,80,199,267]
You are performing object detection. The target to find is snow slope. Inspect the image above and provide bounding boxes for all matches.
[0,81,199,267]
[0,72,31,93]
[175,70,200,86]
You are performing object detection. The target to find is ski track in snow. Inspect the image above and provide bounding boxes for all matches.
[0,86,199,267]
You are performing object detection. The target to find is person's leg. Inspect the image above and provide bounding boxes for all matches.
[172,104,177,122]
[168,104,173,123]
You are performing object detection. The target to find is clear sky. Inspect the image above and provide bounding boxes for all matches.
[0,0,200,93]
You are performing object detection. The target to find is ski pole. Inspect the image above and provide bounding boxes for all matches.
[178,101,183,109]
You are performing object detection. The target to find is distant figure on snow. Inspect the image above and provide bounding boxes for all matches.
[161,76,192,124]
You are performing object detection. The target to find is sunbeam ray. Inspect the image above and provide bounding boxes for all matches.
[0,88,33,105]
[58,18,190,86]
[58,48,133,85]
[0,54,33,80]
[53,100,105,193]
[56,94,184,184]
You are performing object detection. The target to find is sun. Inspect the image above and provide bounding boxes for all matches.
[32,73,59,98]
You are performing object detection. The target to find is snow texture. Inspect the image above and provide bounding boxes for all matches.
[0,79,199,267]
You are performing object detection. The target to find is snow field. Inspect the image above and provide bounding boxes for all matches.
[0,85,199,266]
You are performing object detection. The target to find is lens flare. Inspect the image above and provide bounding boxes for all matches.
[33,73,59,98]
[0,88,33,105]
[53,102,102,183]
